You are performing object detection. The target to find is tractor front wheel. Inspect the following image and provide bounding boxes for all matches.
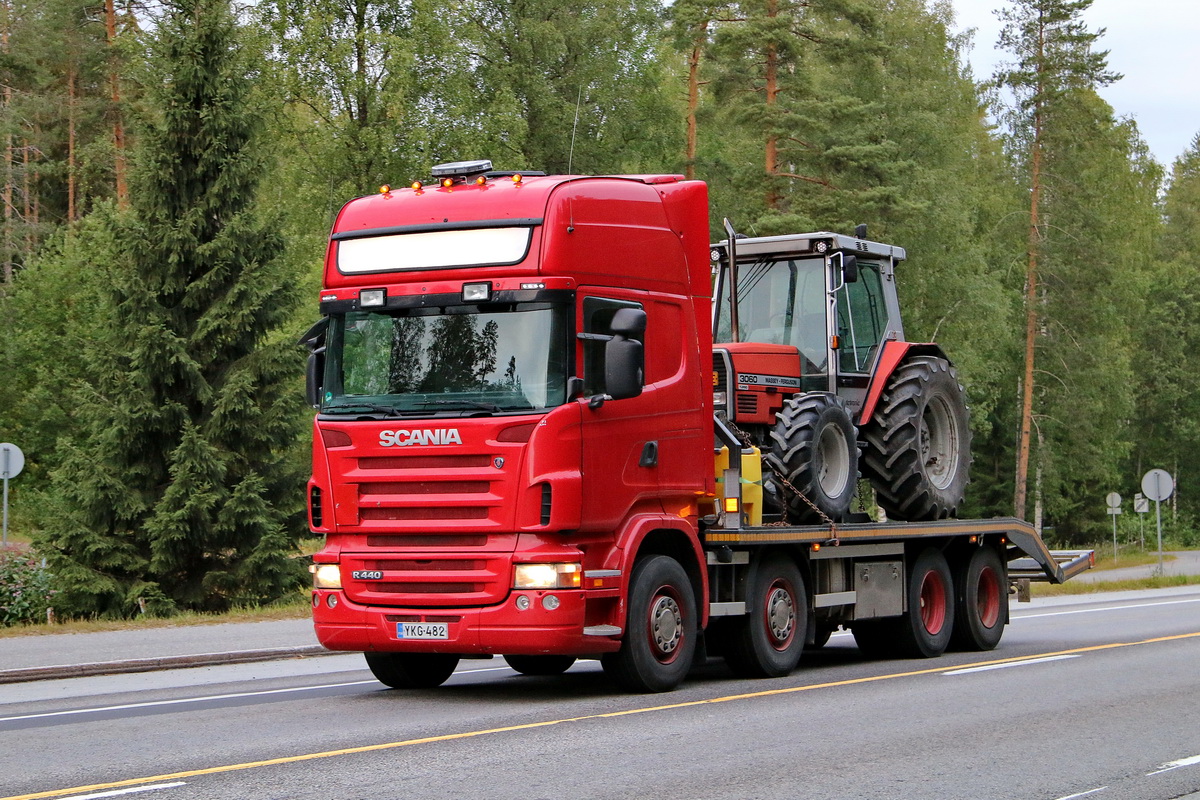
[765,393,858,522]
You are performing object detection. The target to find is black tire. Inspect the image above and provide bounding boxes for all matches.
[860,355,971,521]
[949,546,1007,651]
[852,548,954,659]
[724,553,808,678]
[364,652,460,689]
[850,619,893,658]
[503,655,577,676]
[601,555,697,693]
[810,625,834,649]
[765,393,859,522]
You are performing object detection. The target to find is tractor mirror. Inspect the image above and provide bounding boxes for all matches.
[843,254,859,283]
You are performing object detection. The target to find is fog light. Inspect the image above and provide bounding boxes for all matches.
[312,593,319,608]
[326,594,338,609]
[515,595,531,611]
[542,594,560,611]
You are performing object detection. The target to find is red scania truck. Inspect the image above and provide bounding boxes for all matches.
[303,160,1090,693]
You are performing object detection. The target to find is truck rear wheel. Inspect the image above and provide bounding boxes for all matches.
[601,555,697,693]
[852,548,954,659]
[503,655,577,676]
[766,393,858,522]
[724,552,808,678]
[860,356,970,520]
[364,652,460,689]
[950,546,1007,651]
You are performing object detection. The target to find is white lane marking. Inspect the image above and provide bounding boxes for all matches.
[943,654,1080,675]
[0,664,522,724]
[60,782,186,799]
[1147,754,1200,776]
[1014,598,1200,620]
[0,681,380,723]
[1052,787,1107,800]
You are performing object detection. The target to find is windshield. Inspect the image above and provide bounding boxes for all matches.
[323,304,570,416]
[715,257,829,373]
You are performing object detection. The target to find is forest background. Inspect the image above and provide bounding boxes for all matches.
[2,0,1199,619]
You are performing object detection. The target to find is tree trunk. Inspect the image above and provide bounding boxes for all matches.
[2,0,12,286]
[69,66,78,221]
[106,0,128,209]
[763,0,779,209]
[686,33,704,181]
[1014,10,1047,521]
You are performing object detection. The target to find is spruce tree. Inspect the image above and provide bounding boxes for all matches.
[36,0,306,616]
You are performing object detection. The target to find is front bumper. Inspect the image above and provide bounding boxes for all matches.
[312,587,621,656]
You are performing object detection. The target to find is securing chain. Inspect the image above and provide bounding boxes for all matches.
[722,415,838,537]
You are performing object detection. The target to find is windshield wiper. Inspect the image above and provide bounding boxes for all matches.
[321,402,409,417]
[420,399,503,414]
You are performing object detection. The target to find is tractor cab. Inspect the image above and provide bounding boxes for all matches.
[711,228,906,425]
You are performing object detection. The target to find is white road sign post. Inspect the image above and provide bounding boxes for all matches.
[1141,469,1175,576]
[1134,492,1149,548]
[1105,492,1122,560]
[1,443,25,547]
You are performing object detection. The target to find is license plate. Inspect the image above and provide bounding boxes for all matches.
[396,622,449,640]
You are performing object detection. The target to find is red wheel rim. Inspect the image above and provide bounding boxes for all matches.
[919,570,947,635]
[976,565,1001,628]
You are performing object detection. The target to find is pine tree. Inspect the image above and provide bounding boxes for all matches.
[36,0,306,617]
[994,0,1119,521]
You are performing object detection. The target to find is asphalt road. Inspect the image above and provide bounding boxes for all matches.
[2,587,1199,800]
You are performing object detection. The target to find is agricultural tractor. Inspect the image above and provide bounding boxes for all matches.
[711,221,971,523]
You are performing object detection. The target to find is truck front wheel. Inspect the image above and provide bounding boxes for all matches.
[724,553,807,678]
[503,655,577,676]
[602,555,697,693]
[364,652,460,689]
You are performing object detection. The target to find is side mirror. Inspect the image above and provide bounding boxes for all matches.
[829,252,859,292]
[306,348,325,409]
[604,308,647,401]
[842,254,859,284]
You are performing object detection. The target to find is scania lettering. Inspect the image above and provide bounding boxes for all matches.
[378,429,463,447]
[304,160,1092,693]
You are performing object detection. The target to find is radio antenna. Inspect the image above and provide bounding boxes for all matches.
[568,86,582,174]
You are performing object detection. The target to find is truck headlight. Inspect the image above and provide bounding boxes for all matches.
[311,563,342,589]
[513,562,581,589]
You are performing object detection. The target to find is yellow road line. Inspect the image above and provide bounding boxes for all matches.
[7,630,1200,800]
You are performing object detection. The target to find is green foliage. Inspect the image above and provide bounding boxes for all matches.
[0,546,57,626]
[30,0,307,618]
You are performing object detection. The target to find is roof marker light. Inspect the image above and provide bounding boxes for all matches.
[442,178,455,188]
[512,174,523,184]
[411,181,423,191]
[379,185,391,195]
[475,176,487,186]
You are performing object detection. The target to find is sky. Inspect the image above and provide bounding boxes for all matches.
[949,0,1200,169]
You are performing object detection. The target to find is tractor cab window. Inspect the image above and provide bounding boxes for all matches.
[715,257,829,378]
[836,261,887,374]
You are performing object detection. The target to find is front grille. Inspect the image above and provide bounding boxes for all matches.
[361,507,489,521]
[713,351,729,392]
[358,455,492,470]
[737,393,758,415]
[366,534,489,548]
[375,582,481,594]
[359,481,488,495]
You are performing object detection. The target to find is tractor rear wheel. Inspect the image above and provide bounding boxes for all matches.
[860,356,970,521]
[765,393,858,523]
